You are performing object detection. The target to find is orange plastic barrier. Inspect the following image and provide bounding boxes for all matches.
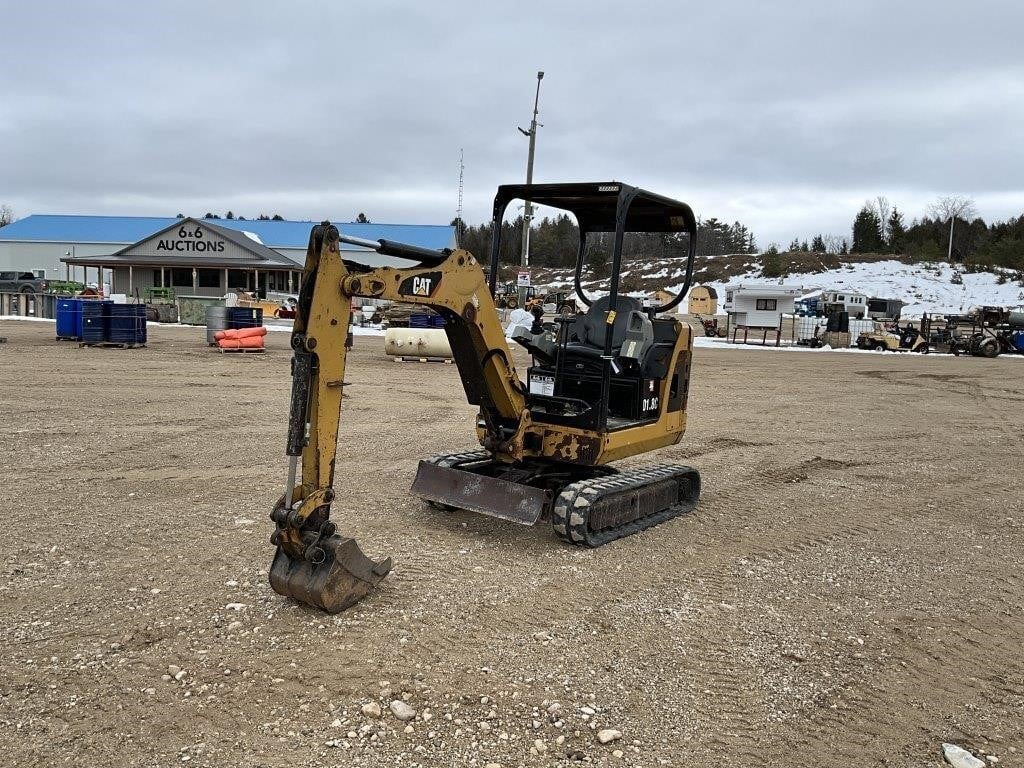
[214,326,268,341]
[218,335,265,349]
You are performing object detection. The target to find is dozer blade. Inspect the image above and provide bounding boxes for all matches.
[269,535,392,613]
[411,459,549,525]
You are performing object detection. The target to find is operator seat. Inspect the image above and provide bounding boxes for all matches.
[566,295,641,358]
[566,295,653,361]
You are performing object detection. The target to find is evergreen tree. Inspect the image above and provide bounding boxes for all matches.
[887,208,906,253]
[450,217,467,246]
[851,206,884,252]
[811,234,825,252]
[840,239,849,255]
[175,213,185,219]
[788,238,800,251]
[800,240,809,252]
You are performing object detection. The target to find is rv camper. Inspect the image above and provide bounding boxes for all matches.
[723,284,802,328]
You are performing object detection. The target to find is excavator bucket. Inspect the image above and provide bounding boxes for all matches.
[268,536,392,613]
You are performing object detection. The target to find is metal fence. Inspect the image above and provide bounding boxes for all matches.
[0,292,58,318]
[723,314,878,348]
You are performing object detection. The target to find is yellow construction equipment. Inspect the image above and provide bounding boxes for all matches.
[269,182,702,612]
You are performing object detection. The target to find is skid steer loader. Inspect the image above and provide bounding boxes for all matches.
[269,182,702,613]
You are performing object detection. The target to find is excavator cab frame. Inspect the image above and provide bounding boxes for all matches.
[487,183,697,435]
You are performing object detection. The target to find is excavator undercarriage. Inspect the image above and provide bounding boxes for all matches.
[413,451,700,547]
[268,182,703,612]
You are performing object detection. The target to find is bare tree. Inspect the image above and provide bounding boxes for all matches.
[821,234,847,254]
[0,204,13,228]
[928,195,977,222]
[927,195,977,261]
[873,196,891,242]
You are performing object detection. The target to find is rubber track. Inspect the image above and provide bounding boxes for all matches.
[422,449,493,469]
[551,464,700,547]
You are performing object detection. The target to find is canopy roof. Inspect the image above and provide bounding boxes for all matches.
[492,182,697,234]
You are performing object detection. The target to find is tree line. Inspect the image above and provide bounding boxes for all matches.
[176,211,373,223]
[454,213,758,269]
[176,211,285,221]
[779,195,1024,273]
[849,195,1024,272]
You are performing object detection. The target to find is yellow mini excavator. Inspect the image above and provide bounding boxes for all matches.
[269,182,702,612]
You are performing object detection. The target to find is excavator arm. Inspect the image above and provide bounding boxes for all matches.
[269,223,526,612]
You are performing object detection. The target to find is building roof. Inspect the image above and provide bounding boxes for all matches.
[63,254,296,268]
[0,214,455,251]
[62,217,299,268]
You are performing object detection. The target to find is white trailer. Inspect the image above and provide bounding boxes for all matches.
[820,290,868,318]
[722,284,803,328]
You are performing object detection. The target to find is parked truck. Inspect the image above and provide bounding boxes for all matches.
[0,271,49,294]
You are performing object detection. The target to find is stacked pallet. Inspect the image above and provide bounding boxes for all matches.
[214,326,267,353]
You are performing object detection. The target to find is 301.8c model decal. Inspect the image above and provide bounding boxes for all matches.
[398,271,442,298]
[642,379,659,412]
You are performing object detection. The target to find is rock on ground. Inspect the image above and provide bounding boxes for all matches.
[942,743,987,768]
[390,700,416,721]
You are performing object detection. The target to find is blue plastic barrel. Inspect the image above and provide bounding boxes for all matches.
[409,314,431,328]
[108,304,147,345]
[228,307,263,330]
[56,298,83,340]
[81,300,111,343]
[1012,331,1024,353]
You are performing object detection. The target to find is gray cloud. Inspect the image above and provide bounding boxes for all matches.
[2,0,1022,247]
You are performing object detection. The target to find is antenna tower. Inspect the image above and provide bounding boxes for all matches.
[456,148,465,246]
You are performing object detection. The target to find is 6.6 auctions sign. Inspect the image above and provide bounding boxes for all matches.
[156,225,226,253]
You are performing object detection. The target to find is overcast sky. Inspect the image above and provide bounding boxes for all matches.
[2,0,1022,248]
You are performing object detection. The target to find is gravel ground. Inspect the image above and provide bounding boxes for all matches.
[1,320,1022,768]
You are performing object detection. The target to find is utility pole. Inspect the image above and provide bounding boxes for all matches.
[518,71,544,270]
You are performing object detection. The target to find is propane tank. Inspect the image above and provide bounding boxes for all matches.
[1007,311,1024,329]
[384,327,452,359]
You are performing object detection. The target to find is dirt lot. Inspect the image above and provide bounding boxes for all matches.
[1,320,1022,768]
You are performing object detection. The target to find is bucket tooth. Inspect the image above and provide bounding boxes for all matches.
[269,535,392,613]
